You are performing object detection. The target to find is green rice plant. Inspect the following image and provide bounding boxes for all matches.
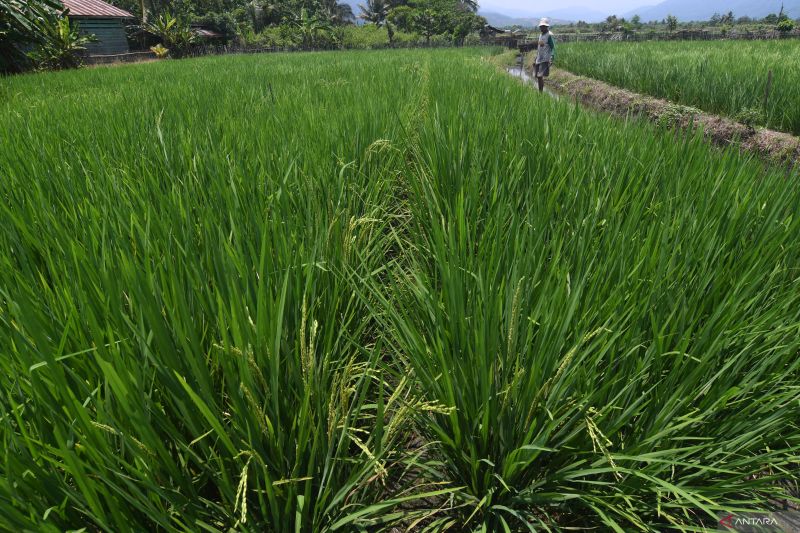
[361,56,800,529]
[558,40,800,136]
[0,50,457,531]
[1,48,800,532]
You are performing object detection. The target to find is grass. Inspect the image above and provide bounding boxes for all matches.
[557,40,800,136]
[1,48,800,531]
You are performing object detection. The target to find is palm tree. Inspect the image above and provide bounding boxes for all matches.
[262,0,285,23]
[457,0,478,13]
[359,0,389,25]
[293,7,334,46]
[318,0,355,25]
[336,2,355,23]
[359,0,398,44]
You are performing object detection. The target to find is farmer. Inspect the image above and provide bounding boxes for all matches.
[534,18,555,92]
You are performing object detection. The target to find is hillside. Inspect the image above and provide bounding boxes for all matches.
[480,11,578,27]
[480,11,537,27]
[628,0,800,21]
[480,6,608,26]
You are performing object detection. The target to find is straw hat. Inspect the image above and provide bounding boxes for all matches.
[538,18,550,27]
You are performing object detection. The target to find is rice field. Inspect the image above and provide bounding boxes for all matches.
[1,48,800,531]
[558,40,800,136]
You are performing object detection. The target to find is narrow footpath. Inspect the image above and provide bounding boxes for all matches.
[506,61,800,169]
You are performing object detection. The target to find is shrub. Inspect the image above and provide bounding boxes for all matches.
[777,19,795,33]
[338,24,420,48]
[143,13,195,57]
[735,106,764,128]
[0,0,62,73]
[28,16,96,70]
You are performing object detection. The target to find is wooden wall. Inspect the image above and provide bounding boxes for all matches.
[71,17,130,55]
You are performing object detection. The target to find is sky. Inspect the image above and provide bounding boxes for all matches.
[479,0,651,16]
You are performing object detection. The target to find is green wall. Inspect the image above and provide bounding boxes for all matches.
[72,17,130,55]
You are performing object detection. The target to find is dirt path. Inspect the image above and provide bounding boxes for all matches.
[509,63,800,169]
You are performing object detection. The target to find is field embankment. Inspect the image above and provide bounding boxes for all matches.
[558,40,800,136]
[2,48,800,531]
[545,67,800,166]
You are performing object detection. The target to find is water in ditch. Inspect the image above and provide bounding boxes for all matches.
[507,64,559,99]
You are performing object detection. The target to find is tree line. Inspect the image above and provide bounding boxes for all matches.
[555,8,797,36]
[114,0,486,46]
[1,0,487,73]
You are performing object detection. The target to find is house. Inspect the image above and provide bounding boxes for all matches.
[481,25,524,48]
[62,0,134,55]
[191,26,224,43]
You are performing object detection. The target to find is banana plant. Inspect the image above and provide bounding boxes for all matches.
[0,0,63,72]
[142,13,195,57]
[27,15,96,70]
[292,7,334,48]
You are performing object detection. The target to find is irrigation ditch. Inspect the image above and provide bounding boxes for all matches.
[506,58,800,169]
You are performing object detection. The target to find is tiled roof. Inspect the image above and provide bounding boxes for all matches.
[62,0,134,18]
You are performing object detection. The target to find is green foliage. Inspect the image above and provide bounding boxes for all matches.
[2,48,799,531]
[0,0,62,73]
[654,102,699,128]
[556,11,800,36]
[143,12,195,56]
[336,23,417,48]
[0,0,480,54]
[558,40,800,135]
[290,6,336,47]
[316,0,354,24]
[358,0,391,26]
[777,4,790,23]
[112,0,253,21]
[239,14,438,48]
[27,16,96,70]
[735,106,764,128]
[263,0,355,26]
[777,18,795,33]
[386,0,483,43]
[242,2,350,49]
[239,23,294,46]
[358,0,401,44]
[193,11,239,42]
[150,42,168,57]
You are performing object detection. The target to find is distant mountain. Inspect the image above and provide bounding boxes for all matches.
[480,5,608,27]
[480,12,576,28]
[545,6,610,23]
[627,0,800,22]
[480,11,538,28]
